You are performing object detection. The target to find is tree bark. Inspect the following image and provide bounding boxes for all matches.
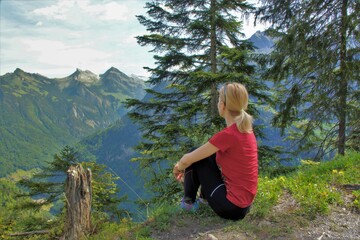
[338,0,348,155]
[61,164,92,240]
[210,0,218,118]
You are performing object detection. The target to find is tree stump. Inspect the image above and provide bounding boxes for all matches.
[61,164,92,240]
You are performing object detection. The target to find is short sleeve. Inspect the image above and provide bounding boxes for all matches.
[209,129,233,151]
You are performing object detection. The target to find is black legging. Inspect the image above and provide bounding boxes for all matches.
[183,154,250,220]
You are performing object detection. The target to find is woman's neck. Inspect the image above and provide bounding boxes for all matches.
[224,114,236,127]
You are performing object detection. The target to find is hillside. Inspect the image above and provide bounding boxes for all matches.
[88,151,359,240]
[0,67,146,177]
[76,115,148,213]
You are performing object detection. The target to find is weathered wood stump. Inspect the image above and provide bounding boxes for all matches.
[61,164,92,240]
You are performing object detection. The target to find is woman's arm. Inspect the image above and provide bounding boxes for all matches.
[177,142,219,171]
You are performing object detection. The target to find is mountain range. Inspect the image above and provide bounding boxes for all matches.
[0,67,146,176]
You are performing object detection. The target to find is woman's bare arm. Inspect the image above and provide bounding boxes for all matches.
[176,142,219,171]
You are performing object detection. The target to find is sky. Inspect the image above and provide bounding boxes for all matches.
[0,0,266,78]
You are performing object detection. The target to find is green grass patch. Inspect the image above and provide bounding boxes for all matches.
[250,175,284,217]
[251,151,359,219]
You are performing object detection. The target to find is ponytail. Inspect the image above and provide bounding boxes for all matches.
[235,109,253,133]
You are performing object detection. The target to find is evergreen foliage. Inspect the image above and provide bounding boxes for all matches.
[256,0,360,159]
[0,175,53,239]
[126,0,271,202]
[18,146,127,220]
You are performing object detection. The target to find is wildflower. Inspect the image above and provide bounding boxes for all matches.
[279,176,286,183]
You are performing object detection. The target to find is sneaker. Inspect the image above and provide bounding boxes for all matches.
[197,197,208,205]
[180,198,199,212]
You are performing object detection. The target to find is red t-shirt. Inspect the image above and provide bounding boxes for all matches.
[209,123,258,208]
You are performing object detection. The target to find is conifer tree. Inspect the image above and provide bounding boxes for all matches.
[18,146,126,220]
[126,0,271,201]
[256,0,360,158]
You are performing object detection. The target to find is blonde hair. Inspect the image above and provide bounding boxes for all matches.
[219,83,253,133]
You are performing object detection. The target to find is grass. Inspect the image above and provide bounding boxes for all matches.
[87,151,360,239]
[252,151,359,218]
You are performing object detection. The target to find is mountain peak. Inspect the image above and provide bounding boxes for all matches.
[100,67,131,83]
[103,67,128,77]
[14,68,26,75]
[69,68,99,84]
[107,66,120,72]
[248,31,274,53]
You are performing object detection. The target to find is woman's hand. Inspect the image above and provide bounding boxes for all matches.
[172,143,219,183]
[173,162,184,182]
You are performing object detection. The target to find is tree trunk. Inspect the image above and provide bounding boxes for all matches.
[338,0,348,155]
[61,164,92,240]
[210,0,218,118]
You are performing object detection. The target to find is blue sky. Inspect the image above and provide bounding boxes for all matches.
[0,0,265,78]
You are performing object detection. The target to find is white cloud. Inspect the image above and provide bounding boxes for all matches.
[31,0,130,22]
[20,38,111,70]
[82,1,130,21]
[32,1,74,20]
[121,34,138,45]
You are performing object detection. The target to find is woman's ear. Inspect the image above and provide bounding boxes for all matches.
[218,100,226,117]
[220,101,226,110]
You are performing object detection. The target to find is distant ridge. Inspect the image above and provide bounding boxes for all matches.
[0,67,147,177]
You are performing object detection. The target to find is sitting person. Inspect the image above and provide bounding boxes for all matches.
[173,82,258,220]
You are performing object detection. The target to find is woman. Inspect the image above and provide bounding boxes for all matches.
[173,82,258,220]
